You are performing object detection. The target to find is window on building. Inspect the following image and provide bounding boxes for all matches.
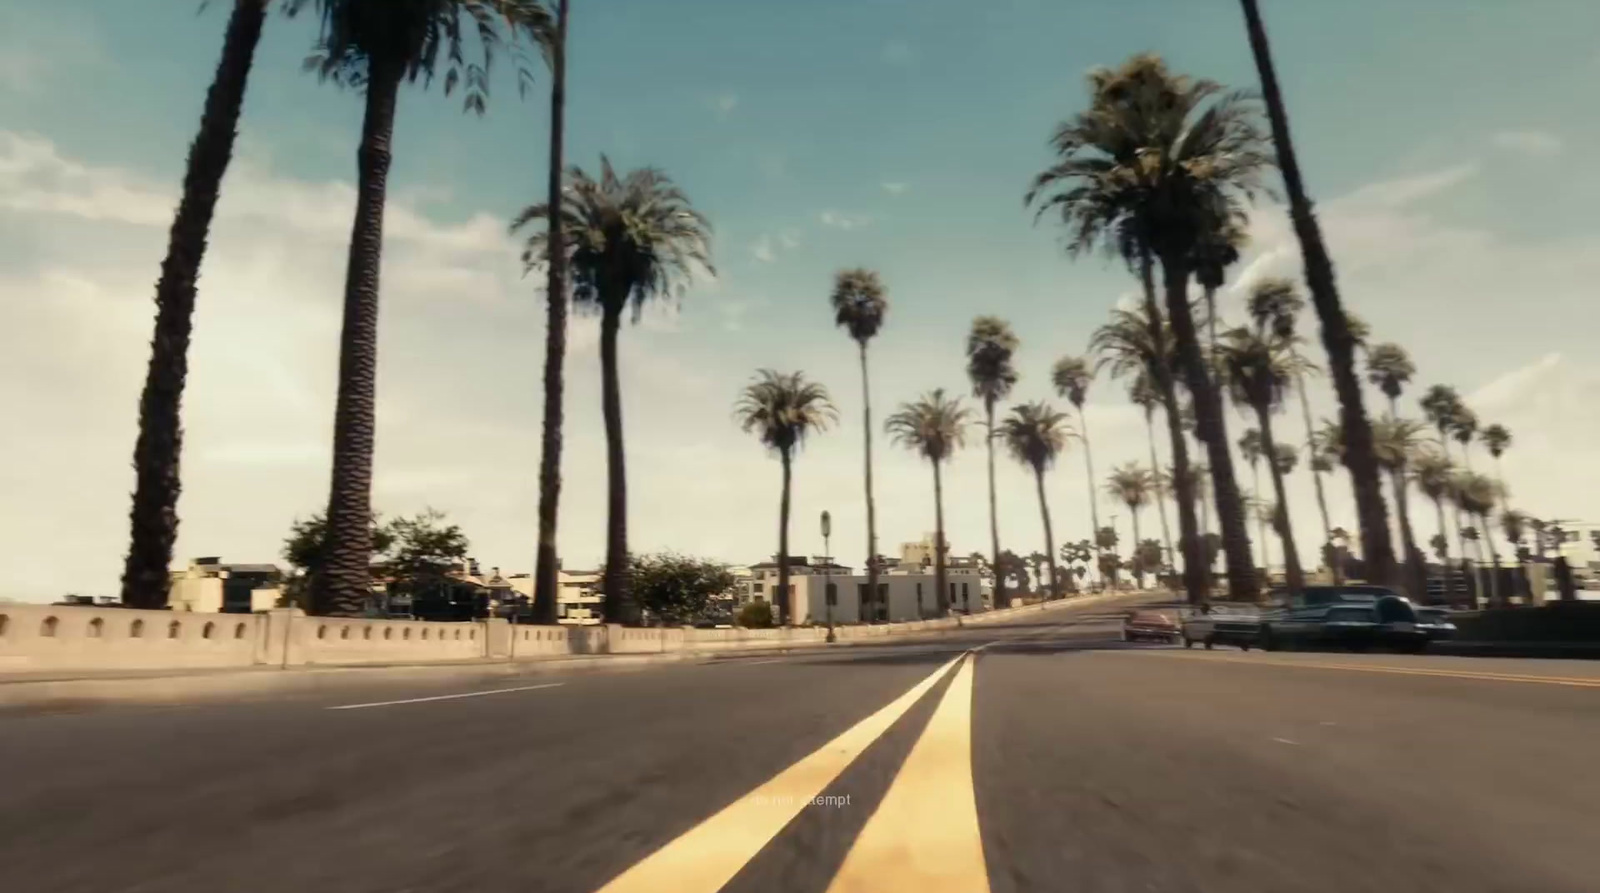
[752,582,763,593]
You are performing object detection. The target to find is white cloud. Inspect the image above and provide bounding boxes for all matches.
[881,181,910,195]
[820,209,869,230]
[778,229,801,250]
[710,93,739,119]
[751,235,776,263]
[882,40,914,66]
[1491,130,1563,157]
[751,230,800,263]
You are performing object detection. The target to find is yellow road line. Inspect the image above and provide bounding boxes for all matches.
[1131,652,1600,688]
[590,652,966,893]
[825,653,990,893]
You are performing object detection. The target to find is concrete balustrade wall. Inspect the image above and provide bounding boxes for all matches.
[0,592,1121,676]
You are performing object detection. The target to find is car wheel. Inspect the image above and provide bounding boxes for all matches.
[1183,636,1194,648]
[1203,638,1214,650]
[1259,626,1279,652]
[1240,641,1251,652]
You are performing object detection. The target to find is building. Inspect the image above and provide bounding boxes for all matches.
[168,558,283,613]
[745,538,991,624]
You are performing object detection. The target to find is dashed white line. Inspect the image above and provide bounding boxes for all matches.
[327,683,564,710]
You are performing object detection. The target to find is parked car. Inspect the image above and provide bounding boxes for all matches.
[1414,607,1457,642]
[1122,610,1181,644]
[1181,604,1260,650]
[1257,585,1429,652]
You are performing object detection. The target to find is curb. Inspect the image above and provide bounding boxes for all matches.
[1430,641,1600,660]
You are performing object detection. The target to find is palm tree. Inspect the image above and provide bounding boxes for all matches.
[831,269,889,621]
[1104,463,1155,588]
[1481,423,1512,513]
[120,0,272,609]
[1128,371,1175,572]
[298,0,553,615]
[1365,343,1415,419]
[524,0,569,624]
[1028,55,1269,602]
[514,158,713,622]
[1452,470,1502,607]
[998,402,1074,601]
[1420,385,1475,596]
[1236,0,1397,590]
[1237,428,1267,571]
[1412,448,1457,602]
[886,390,974,617]
[1372,416,1430,600]
[966,316,1020,610]
[734,371,837,626]
[1088,304,1202,600]
[1052,355,1100,569]
[1218,330,1308,592]
[1191,219,1247,356]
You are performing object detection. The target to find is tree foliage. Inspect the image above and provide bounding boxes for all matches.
[610,552,736,626]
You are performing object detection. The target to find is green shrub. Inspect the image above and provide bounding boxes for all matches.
[737,601,774,629]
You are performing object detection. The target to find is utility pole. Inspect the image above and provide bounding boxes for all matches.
[821,511,836,643]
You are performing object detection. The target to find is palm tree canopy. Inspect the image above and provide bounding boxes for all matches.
[998,401,1074,473]
[1024,52,1273,263]
[1216,327,1312,414]
[1365,342,1415,401]
[1419,384,1463,434]
[290,0,554,113]
[1190,217,1247,290]
[966,316,1020,404]
[1127,368,1159,415]
[1246,277,1303,340]
[1051,355,1093,409]
[1410,448,1455,501]
[1089,304,1172,381]
[1271,442,1298,475]
[1238,427,1264,465]
[1105,462,1154,510]
[1371,416,1427,471]
[1501,508,1527,545]
[1451,470,1498,516]
[1312,416,1343,465]
[1449,405,1479,447]
[512,157,714,321]
[885,389,974,464]
[1343,311,1372,349]
[830,268,888,344]
[734,370,837,455]
[1481,423,1512,458]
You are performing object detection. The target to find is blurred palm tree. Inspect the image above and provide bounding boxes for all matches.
[886,389,974,617]
[831,268,890,621]
[1365,343,1416,419]
[1052,355,1101,561]
[1480,423,1513,514]
[1128,371,1176,570]
[966,316,1020,609]
[515,157,713,621]
[1452,470,1503,606]
[1245,278,1331,548]
[999,402,1074,600]
[122,0,273,609]
[1219,330,1312,592]
[300,0,554,615]
[734,370,837,625]
[1028,53,1269,602]
[1372,416,1431,599]
[1412,448,1461,601]
[1237,428,1267,572]
[1236,0,1398,589]
[1105,463,1155,588]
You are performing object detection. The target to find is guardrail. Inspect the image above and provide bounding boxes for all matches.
[0,591,1138,676]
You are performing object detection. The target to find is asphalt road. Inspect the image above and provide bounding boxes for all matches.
[3,599,1598,893]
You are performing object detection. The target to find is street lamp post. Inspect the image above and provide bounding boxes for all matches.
[821,510,836,643]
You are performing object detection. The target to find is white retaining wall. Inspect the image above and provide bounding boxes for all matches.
[0,592,1124,676]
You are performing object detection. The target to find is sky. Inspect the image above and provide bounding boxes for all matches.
[3,0,1599,601]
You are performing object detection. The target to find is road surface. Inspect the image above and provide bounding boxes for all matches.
[3,599,1597,892]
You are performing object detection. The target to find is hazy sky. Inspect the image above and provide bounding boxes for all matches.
[3,0,1598,601]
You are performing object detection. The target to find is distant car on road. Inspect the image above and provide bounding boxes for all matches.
[1257,585,1429,653]
[1181,604,1259,650]
[1122,610,1181,644]
[1415,607,1457,643]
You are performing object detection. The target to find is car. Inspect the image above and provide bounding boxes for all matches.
[1122,610,1181,644]
[1256,585,1430,653]
[1181,604,1260,650]
[1414,607,1457,642]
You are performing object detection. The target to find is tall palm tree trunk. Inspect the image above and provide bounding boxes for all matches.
[1430,496,1453,603]
[1296,378,1333,544]
[933,459,948,616]
[1251,462,1267,572]
[1139,255,1204,602]
[1446,441,1485,605]
[1080,409,1102,582]
[858,342,880,621]
[531,0,570,626]
[1256,412,1304,592]
[1130,508,1144,589]
[1480,511,1503,607]
[984,398,1004,608]
[776,448,792,626]
[1238,0,1397,587]
[312,56,405,617]
[1032,467,1059,600]
[120,0,268,610]
[598,304,630,623]
[1144,412,1175,576]
[1160,258,1259,599]
[1388,466,1426,602]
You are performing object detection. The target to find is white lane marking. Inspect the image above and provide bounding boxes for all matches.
[825,653,989,893]
[326,683,564,710]
[1272,737,1300,746]
[589,652,967,893]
